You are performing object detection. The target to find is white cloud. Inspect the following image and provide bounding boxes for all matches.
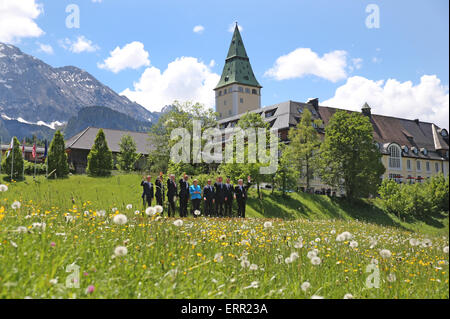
[265,48,349,82]
[60,36,99,53]
[193,25,205,34]
[0,0,44,43]
[323,75,449,129]
[98,41,150,73]
[92,0,103,2]
[121,57,220,112]
[37,43,53,54]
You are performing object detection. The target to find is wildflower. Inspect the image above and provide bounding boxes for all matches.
[343,293,354,299]
[126,204,133,210]
[315,237,321,242]
[155,205,164,214]
[65,215,74,222]
[111,207,118,212]
[214,253,223,263]
[50,242,56,247]
[17,226,27,233]
[134,210,140,215]
[249,264,258,271]
[307,250,318,259]
[113,214,127,225]
[336,231,352,242]
[311,256,321,266]
[194,210,201,216]
[409,238,419,246]
[32,222,46,231]
[387,273,396,283]
[83,211,90,216]
[244,281,259,289]
[311,295,324,299]
[301,281,311,292]
[96,210,106,217]
[10,241,18,248]
[330,229,336,235]
[0,184,8,192]
[11,201,21,210]
[421,239,432,247]
[444,246,449,254]
[380,249,392,259]
[219,234,226,241]
[290,252,299,261]
[114,246,128,257]
[49,279,58,285]
[349,241,358,248]
[264,221,273,228]
[145,207,156,216]
[294,241,303,249]
[285,257,293,264]
[155,216,162,221]
[86,285,95,294]
[173,219,183,227]
[241,259,250,268]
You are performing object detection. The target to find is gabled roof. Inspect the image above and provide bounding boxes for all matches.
[65,127,153,155]
[215,24,262,90]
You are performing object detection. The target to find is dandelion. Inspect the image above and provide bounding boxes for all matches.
[349,241,358,248]
[194,210,201,216]
[10,241,18,248]
[96,210,106,217]
[249,264,258,271]
[409,238,420,246]
[83,211,90,216]
[114,246,128,257]
[145,207,156,216]
[307,250,317,259]
[49,278,58,285]
[264,221,273,228]
[155,216,162,221]
[173,219,183,227]
[311,256,321,266]
[421,238,432,247]
[311,295,324,299]
[444,246,449,254]
[155,205,163,214]
[65,215,74,222]
[241,259,250,268]
[290,252,299,261]
[285,257,293,264]
[336,231,352,242]
[113,214,128,225]
[11,201,21,210]
[17,226,27,233]
[315,238,321,242]
[294,241,303,249]
[111,207,118,212]
[126,204,133,210]
[244,281,259,289]
[380,249,392,259]
[134,210,140,215]
[301,281,311,292]
[0,184,8,192]
[330,229,336,235]
[343,293,354,299]
[32,222,46,231]
[219,234,226,241]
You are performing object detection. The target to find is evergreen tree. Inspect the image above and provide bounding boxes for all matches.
[283,108,322,190]
[117,134,140,172]
[1,137,24,181]
[87,129,113,176]
[318,111,385,200]
[47,130,69,179]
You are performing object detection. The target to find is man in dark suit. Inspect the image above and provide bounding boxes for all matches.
[178,174,190,217]
[203,179,215,217]
[224,177,234,217]
[234,176,252,218]
[214,176,225,217]
[141,175,154,208]
[155,176,163,207]
[166,174,177,217]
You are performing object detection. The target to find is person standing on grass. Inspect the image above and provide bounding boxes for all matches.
[203,179,215,217]
[189,179,202,217]
[167,174,177,217]
[224,177,234,217]
[234,176,252,218]
[155,175,163,207]
[214,176,226,217]
[179,174,190,218]
[141,175,154,208]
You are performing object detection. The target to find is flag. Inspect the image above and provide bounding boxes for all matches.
[43,140,48,159]
[22,140,25,158]
[32,143,36,159]
[6,138,13,158]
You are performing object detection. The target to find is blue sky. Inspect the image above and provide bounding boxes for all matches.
[1,0,449,127]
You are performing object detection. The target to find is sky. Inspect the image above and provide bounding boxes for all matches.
[0,0,449,128]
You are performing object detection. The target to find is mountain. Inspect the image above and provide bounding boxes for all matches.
[0,117,55,142]
[0,42,158,124]
[64,106,152,139]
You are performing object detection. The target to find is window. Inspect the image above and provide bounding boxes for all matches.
[417,160,421,171]
[388,144,402,169]
[421,148,428,156]
[441,129,448,137]
[426,162,430,172]
[238,86,243,92]
[228,110,232,115]
[245,88,250,93]
[218,91,222,96]
[406,159,411,170]
[240,98,244,103]
[402,145,409,153]
[265,110,276,118]
[417,176,422,183]
[224,100,227,105]
[252,89,257,95]
[389,173,402,184]
[435,162,440,173]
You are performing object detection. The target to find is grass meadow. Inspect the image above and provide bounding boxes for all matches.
[0,174,448,299]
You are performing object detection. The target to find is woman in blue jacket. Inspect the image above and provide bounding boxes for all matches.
[189,179,202,217]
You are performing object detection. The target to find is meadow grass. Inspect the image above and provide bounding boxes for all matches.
[0,175,448,299]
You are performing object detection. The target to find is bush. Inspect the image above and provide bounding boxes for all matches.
[24,161,46,175]
[378,174,449,219]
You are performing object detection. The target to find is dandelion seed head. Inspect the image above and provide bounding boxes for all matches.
[114,246,128,257]
[113,214,128,225]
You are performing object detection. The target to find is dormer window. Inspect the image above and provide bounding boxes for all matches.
[411,147,418,155]
[402,145,409,153]
[421,148,428,156]
[441,129,448,137]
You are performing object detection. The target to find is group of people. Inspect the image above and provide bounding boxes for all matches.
[140,173,252,218]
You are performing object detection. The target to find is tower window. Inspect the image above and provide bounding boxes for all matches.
[224,100,227,106]
[219,91,222,96]
[240,98,244,103]
[239,87,243,92]
[252,89,257,95]
[245,88,250,93]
